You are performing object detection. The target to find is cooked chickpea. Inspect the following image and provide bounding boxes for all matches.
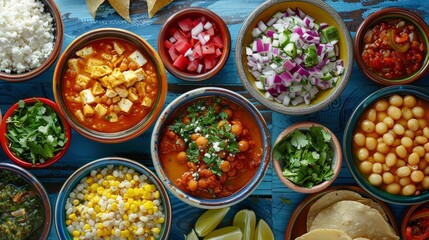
[412,106,425,118]
[375,99,389,111]
[382,133,395,146]
[416,136,428,145]
[411,170,425,183]
[386,183,401,195]
[220,161,231,172]
[402,107,413,120]
[357,148,369,161]
[387,106,402,120]
[389,95,403,107]
[365,137,377,151]
[393,124,405,135]
[397,166,412,177]
[399,177,411,186]
[177,151,187,163]
[419,161,427,170]
[383,116,394,128]
[222,108,233,119]
[392,138,401,147]
[408,152,420,165]
[383,164,390,172]
[385,153,397,167]
[353,133,366,146]
[422,176,429,189]
[401,137,413,148]
[424,142,429,153]
[375,122,388,135]
[419,119,428,129]
[377,112,388,122]
[368,174,383,186]
[407,118,420,132]
[376,143,389,154]
[238,140,250,152]
[396,145,407,158]
[402,184,417,196]
[231,123,243,136]
[382,172,395,184]
[360,161,373,174]
[187,179,198,191]
[425,153,429,163]
[396,159,406,168]
[413,146,426,157]
[373,152,385,163]
[424,127,429,138]
[397,118,407,128]
[361,120,375,133]
[372,163,383,174]
[196,136,208,148]
[367,109,377,122]
[404,95,417,108]
[404,129,415,139]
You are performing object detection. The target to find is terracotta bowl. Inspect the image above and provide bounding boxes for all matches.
[0,0,63,81]
[235,0,353,115]
[273,122,342,193]
[157,7,231,81]
[401,202,428,239]
[0,98,71,168]
[354,8,429,85]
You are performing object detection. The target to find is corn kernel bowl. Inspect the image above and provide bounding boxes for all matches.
[54,157,172,240]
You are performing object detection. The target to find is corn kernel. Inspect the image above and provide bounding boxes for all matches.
[87,202,93,208]
[72,230,80,237]
[111,203,118,211]
[95,205,101,212]
[130,204,137,212]
[86,177,94,184]
[106,175,115,180]
[144,201,154,209]
[126,188,135,198]
[97,187,105,195]
[125,173,133,181]
[72,199,79,206]
[154,191,160,199]
[68,213,76,220]
[130,180,136,186]
[122,214,128,220]
[73,237,79,240]
[124,202,130,210]
[151,227,161,234]
[97,223,103,229]
[158,217,165,224]
[149,237,155,240]
[96,174,103,179]
[153,206,158,213]
[144,184,152,192]
[84,224,90,230]
[65,219,72,225]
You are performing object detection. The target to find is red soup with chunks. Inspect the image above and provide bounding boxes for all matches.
[159,97,263,199]
[362,19,426,79]
[63,39,158,132]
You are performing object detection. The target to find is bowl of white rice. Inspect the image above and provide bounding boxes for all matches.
[0,0,64,82]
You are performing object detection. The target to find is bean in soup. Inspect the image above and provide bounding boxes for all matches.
[63,39,158,132]
[159,97,263,198]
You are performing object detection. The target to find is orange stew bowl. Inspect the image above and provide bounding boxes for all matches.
[151,87,271,208]
[53,28,168,143]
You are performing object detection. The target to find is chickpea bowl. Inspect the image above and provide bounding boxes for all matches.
[151,87,271,208]
[344,85,429,204]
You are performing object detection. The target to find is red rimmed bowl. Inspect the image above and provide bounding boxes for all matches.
[0,97,71,168]
[354,8,429,85]
[157,7,231,81]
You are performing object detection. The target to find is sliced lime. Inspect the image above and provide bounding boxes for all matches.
[195,207,230,237]
[254,219,274,240]
[186,229,199,240]
[203,226,243,240]
[233,209,256,240]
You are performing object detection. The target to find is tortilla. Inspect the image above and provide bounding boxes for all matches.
[310,201,399,240]
[306,190,388,231]
[85,0,105,18]
[147,0,173,18]
[353,238,371,240]
[295,229,352,240]
[108,0,131,22]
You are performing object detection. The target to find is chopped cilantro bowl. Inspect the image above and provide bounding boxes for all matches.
[273,124,339,190]
[1,98,70,167]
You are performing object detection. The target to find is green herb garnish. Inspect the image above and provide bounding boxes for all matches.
[5,100,68,165]
[273,126,334,188]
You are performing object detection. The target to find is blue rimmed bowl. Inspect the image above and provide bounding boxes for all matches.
[344,85,429,205]
[0,163,52,239]
[150,87,271,209]
[54,157,172,239]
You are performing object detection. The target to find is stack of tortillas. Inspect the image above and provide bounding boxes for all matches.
[296,190,399,240]
[86,0,173,22]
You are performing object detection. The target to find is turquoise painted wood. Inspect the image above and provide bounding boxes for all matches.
[1,0,429,239]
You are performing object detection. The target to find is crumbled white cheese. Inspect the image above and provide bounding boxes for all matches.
[0,0,55,73]
[204,153,211,158]
[195,126,201,132]
[213,142,221,152]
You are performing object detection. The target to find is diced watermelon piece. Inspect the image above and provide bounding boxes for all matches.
[194,44,202,58]
[189,38,197,46]
[212,36,224,48]
[204,55,217,70]
[178,18,194,32]
[164,40,173,49]
[192,18,201,27]
[204,28,215,37]
[174,40,192,54]
[168,26,178,35]
[187,60,199,72]
[173,30,187,41]
[215,48,222,58]
[202,43,216,55]
[168,46,180,61]
[173,54,189,71]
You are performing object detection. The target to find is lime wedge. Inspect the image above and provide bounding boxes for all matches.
[203,226,243,240]
[233,209,256,240]
[186,229,199,240]
[254,219,274,240]
[195,207,230,237]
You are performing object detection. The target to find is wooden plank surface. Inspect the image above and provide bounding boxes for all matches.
[1,0,429,239]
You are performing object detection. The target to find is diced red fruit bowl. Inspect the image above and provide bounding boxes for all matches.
[158,7,231,81]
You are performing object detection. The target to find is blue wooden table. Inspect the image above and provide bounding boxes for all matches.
[1,0,429,239]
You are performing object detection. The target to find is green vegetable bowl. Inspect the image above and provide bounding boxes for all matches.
[272,122,342,193]
[0,97,71,168]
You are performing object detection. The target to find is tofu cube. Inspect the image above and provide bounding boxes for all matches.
[84,58,105,73]
[118,98,133,113]
[94,103,108,117]
[68,58,80,72]
[76,74,91,88]
[74,110,85,122]
[128,50,147,67]
[112,96,121,103]
[105,89,118,98]
[91,65,112,78]
[142,96,153,108]
[76,46,94,58]
[83,104,95,117]
[113,42,125,56]
[134,68,145,81]
[92,82,105,96]
[80,89,95,105]
[135,81,147,95]
[101,53,112,61]
[107,112,118,123]
[114,87,128,98]
[128,92,139,102]
[123,70,138,87]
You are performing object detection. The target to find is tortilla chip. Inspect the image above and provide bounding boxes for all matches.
[108,0,131,22]
[310,201,399,240]
[147,0,173,18]
[295,229,352,240]
[86,0,105,18]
